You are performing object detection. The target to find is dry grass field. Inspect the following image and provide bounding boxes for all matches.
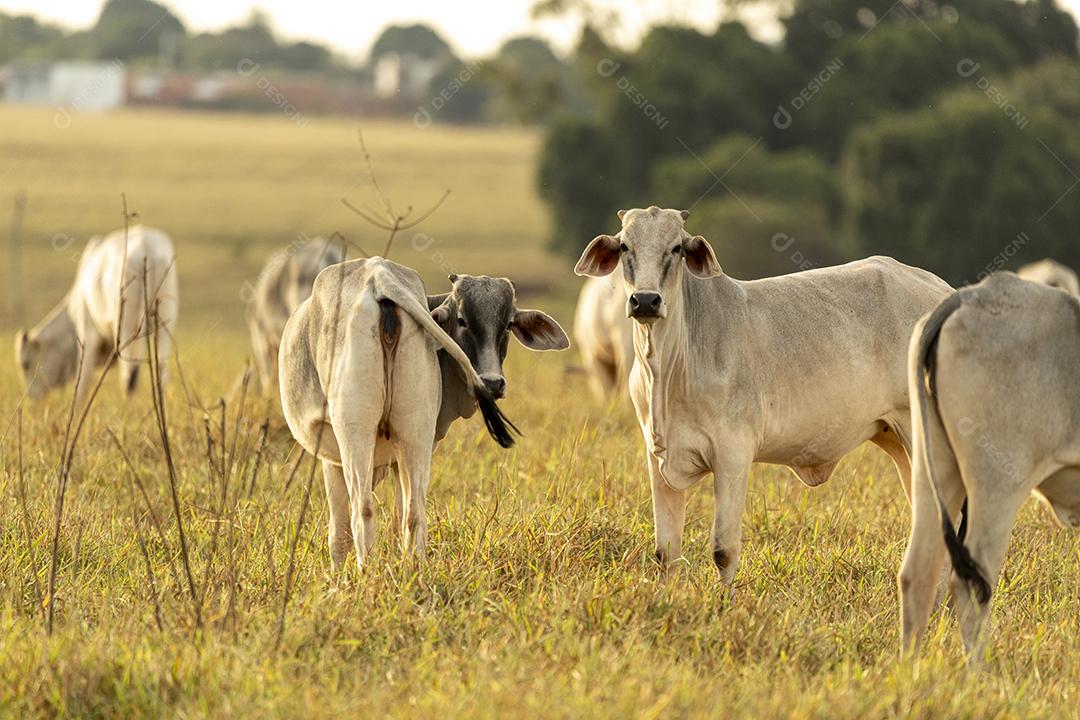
[1,107,1079,718]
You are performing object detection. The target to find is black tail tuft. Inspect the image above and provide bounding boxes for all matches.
[126,364,139,394]
[941,512,991,605]
[475,384,520,449]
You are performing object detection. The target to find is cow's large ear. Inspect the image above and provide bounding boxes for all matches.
[427,293,449,312]
[429,294,454,327]
[682,235,722,278]
[511,309,570,351]
[574,234,621,277]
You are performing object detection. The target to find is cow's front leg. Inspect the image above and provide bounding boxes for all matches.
[711,461,751,587]
[649,454,686,574]
[73,332,104,410]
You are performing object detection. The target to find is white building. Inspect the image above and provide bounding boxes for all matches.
[373,53,441,100]
[4,61,126,111]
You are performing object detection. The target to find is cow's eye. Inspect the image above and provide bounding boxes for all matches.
[619,243,629,253]
[672,245,682,255]
[457,317,468,329]
[506,321,514,332]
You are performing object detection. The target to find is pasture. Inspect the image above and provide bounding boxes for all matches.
[1,107,1078,718]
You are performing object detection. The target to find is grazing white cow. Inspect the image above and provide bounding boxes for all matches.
[899,273,1080,663]
[575,206,952,581]
[248,238,345,393]
[279,257,568,569]
[1016,258,1079,296]
[574,275,634,400]
[15,225,179,406]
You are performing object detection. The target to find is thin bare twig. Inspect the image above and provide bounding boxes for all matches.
[143,268,201,632]
[274,257,349,651]
[340,129,451,259]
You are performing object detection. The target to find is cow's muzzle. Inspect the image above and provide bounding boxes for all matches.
[627,292,665,320]
[480,373,506,399]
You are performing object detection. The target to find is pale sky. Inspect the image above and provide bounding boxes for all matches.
[1,0,1079,60]
[0,0,777,58]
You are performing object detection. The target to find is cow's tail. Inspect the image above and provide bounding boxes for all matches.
[379,287,519,449]
[913,292,991,605]
[377,299,400,440]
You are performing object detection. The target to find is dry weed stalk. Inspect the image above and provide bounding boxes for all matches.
[45,196,142,634]
[340,129,450,258]
[273,235,351,651]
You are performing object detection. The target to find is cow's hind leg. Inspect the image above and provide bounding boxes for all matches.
[1035,467,1080,529]
[388,317,439,558]
[321,460,353,571]
[583,352,617,400]
[898,423,965,654]
[395,436,433,557]
[872,420,913,502]
[951,461,1030,667]
[249,323,274,394]
[339,434,379,570]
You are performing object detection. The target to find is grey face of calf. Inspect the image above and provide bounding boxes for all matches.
[573,207,722,324]
[429,274,569,398]
[14,328,71,399]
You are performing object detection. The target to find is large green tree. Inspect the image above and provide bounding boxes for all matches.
[843,68,1080,284]
[92,0,185,61]
[369,24,454,63]
[486,36,566,124]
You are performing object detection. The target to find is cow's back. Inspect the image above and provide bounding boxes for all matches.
[75,226,177,333]
[678,256,951,462]
[254,240,345,341]
[737,256,950,385]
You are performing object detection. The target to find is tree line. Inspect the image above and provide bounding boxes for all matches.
[536,0,1080,285]
[5,0,1078,282]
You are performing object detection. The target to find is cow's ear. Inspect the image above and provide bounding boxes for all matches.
[427,293,449,312]
[511,309,570,351]
[430,295,454,327]
[574,234,621,277]
[682,235,722,278]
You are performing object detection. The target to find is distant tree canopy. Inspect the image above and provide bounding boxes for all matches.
[0,12,71,63]
[369,24,454,63]
[2,2,343,73]
[92,0,185,61]
[486,36,567,124]
[5,0,1080,282]
[783,0,1077,71]
[844,64,1080,284]
[538,0,1080,281]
